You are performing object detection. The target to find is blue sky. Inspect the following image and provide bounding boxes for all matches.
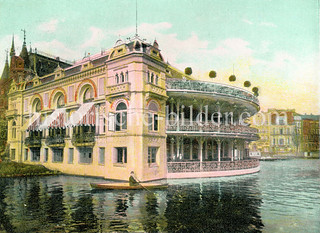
[0,0,319,113]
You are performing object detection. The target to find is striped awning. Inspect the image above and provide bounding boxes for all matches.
[25,112,41,131]
[39,108,66,130]
[68,102,96,127]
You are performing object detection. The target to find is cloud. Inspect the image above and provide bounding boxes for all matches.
[260,22,277,28]
[33,39,81,61]
[38,19,60,33]
[242,19,253,25]
[81,27,105,49]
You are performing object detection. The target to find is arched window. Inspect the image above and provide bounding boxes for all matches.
[115,102,127,131]
[83,88,93,103]
[120,72,124,83]
[148,101,159,131]
[151,73,154,83]
[125,71,129,82]
[115,74,119,84]
[12,121,16,139]
[147,71,150,83]
[33,98,41,113]
[57,94,65,108]
[155,75,159,85]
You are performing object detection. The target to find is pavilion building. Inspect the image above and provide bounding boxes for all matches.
[5,35,260,181]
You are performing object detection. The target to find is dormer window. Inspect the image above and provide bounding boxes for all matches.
[118,49,123,53]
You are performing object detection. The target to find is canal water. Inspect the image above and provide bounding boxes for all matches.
[0,159,319,233]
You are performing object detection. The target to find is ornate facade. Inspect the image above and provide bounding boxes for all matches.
[5,35,260,181]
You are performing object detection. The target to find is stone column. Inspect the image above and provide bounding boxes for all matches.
[170,137,174,161]
[231,140,234,162]
[176,100,180,131]
[176,136,180,161]
[205,139,208,160]
[199,138,204,171]
[181,136,184,160]
[217,139,221,162]
[190,138,193,160]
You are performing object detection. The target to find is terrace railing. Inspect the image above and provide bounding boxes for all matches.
[71,132,95,147]
[166,120,258,135]
[167,158,259,173]
[45,135,65,146]
[166,78,259,105]
[25,136,42,147]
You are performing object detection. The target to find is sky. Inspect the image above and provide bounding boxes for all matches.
[0,0,319,114]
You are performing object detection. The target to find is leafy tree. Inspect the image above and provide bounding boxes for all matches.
[184,67,192,75]
[209,70,216,78]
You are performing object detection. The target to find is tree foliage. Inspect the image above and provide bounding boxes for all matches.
[209,70,216,78]
[184,67,192,75]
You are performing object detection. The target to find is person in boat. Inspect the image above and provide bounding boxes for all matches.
[129,171,139,186]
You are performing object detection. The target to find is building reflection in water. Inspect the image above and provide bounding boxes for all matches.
[0,175,264,232]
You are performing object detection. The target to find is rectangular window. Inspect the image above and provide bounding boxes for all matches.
[98,77,104,96]
[44,93,49,107]
[279,139,284,145]
[31,148,40,162]
[44,148,48,162]
[79,147,93,164]
[148,147,158,164]
[287,138,290,145]
[68,86,74,102]
[99,147,105,164]
[280,129,283,135]
[24,149,28,161]
[68,148,74,164]
[11,149,16,160]
[52,148,64,163]
[148,113,159,131]
[115,147,127,163]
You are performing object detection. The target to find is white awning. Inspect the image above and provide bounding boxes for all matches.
[39,108,66,130]
[68,102,96,127]
[23,112,41,131]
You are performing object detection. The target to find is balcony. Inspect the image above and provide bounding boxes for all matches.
[71,132,95,147]
[6,109,18,118]
[145,83,167,99]
[25,136,42,147]
[167,158,259,173]
[166,78,259,106]
[106,82,130,99]
[45,135,65,147]
[166,120,259,140]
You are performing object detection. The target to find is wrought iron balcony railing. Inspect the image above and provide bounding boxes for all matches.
[166,120,259,135]
[45,135,65,146]
[25,136,42,147]
[167,158,259,173]
[71,132,95,146]
[166,78,259,105]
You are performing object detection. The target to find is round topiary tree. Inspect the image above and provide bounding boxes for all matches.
[254,92,259,97]
[229,75,236,82]
[252,87,259,93]
[244,81,251,87]
[185,67,192,75]
[209,70,216,78]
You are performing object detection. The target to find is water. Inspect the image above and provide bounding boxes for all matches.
[0,159,319,232]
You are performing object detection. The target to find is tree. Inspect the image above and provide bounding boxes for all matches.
[209,70,216,78]
[184,67,192,75]
[229,75,236,82]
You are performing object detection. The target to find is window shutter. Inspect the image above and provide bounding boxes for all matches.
[108,113,115,131]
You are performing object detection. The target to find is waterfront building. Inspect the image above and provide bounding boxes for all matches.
[4,34,260,181]
[249,109,297,156]
[294,114,319,158]
[0,35,71,154]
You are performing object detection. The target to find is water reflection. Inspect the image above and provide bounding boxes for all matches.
[0,174,266,232]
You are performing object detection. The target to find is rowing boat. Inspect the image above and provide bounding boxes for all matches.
[90,182,168,190]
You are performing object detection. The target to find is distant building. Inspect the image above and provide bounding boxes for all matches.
[0,34,72,153]
[294,114,319,158]
[249,109,297,156]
